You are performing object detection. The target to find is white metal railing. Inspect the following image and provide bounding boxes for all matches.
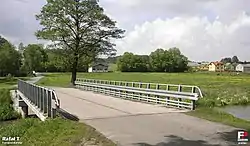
[17,80,60,120]
[75,78,203,110]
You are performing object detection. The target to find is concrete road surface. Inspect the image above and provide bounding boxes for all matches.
[53,87,240,146]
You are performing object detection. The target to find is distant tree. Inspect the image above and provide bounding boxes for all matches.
[117,53,149,72]
[117,52,135,72]
[18,43,24,51]
[220,57,232,63]
[232,56,239,63]
[133,55,149,72]
[0,41,22,76]
[168,47,189,72]
[106,56,120,64]
[149,47,188,72]
[149,49,167,72]
[36,0,125,84]
[22,44,48,72]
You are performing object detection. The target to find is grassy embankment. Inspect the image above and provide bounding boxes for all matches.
[38,72,250,131]
[0,77,116,146]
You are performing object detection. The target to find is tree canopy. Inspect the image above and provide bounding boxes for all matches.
[0,39,22,76]
[36,0,125,84]
[117,47,189,72]
[232,56,240,63]
[117,53,149,72]
[22,44,48,72]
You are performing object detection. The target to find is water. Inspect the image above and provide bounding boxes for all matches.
[222,105,250,121]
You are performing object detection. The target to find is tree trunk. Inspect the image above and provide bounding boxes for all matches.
[70,53,79,85]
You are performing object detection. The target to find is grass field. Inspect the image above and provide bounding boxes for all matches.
[187,108,250,132]
[38,72,250,107]
[0,118,115,146]
[0,77,116,146]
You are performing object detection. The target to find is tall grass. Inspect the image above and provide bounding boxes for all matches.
[0,89,21,121]
[0,118,116,146]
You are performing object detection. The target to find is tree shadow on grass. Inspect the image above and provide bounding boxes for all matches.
[134,130,244,146]
[56,108,79,121]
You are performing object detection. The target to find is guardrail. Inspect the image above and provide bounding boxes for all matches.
[75,78,203,110]
[17,80,60,120]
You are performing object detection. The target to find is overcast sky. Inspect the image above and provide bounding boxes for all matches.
[0,0,250,61]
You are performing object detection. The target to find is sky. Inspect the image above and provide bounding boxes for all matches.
[0,0,250,61]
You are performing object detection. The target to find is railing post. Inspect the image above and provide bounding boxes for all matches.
[51,92,56,118]
[138,82,142,101]
[192,100,196,110]
[47,90,52,118]
[118,81,122,98]
[166,85,170,91]
[41,88,44,113]
[147,84,150,102]
[35,86,38,106]
[38,88,41,108]
[178,85,182,108]
[125,82,129,98]
[132,82,135,100]
[192,87,196,94]
[139,83,142,88]
[44,90,48,114]
[166,85,170,106]
[155,84,160,104]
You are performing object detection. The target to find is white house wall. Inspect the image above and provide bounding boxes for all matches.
[88,67,93,73]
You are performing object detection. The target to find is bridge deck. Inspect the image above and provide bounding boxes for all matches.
[53,87,238,146]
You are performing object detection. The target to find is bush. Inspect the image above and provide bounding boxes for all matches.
[0,89,13,104]
[0,89,21,121]
[0,104,21,121]
[5,73,14,81]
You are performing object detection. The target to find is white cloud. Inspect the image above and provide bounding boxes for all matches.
[1,0,250,61]
[115,12,250,61]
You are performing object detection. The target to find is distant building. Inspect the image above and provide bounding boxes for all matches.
[188,62,201,67]
[208,62,225,72]
[198,64,209,71]
[236,64,250,73]
[88,62,109,73]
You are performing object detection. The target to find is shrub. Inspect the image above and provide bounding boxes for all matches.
[0,89,21,121]
[0,104,21,121]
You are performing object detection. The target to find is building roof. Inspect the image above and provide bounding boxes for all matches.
[91,62,109,67]
[238,64,250,68]
[210,62,224,66]
[188,62,200,67]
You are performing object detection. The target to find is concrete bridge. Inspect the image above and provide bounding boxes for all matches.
[12,78,239,146]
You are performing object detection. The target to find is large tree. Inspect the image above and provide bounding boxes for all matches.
[36,0,124,84]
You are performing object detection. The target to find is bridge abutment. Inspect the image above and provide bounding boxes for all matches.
[11,90,29,118]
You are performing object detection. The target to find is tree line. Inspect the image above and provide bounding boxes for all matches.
[0,36,93,77]
[117,47,189,72]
